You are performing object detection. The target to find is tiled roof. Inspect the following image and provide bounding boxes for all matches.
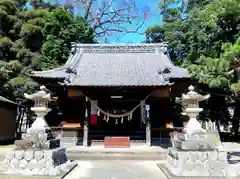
[32,43,190,86]
[31,67,66,79]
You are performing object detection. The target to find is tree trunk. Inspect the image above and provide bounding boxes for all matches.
[233,99,240,139]
[84,0,94,19]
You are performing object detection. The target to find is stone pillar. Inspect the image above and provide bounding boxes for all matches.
[145,104,151,147]
[83,97,89,147]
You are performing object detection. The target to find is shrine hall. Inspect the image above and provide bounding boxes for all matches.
[30,43,191,147]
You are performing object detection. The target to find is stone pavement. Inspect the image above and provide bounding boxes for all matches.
[65,160,167,179]
[221,142,240,151]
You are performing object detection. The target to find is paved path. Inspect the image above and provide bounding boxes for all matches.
[65,160,167,179]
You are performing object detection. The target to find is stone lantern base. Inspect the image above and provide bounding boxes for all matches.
[158,129,238,177]
[0,148,77,177]
[1,129,77,177]
[15,129,60,150]
[158,86,239,177]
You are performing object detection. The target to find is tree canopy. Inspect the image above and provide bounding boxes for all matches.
[0,0,149,101]
[145,0,240,136]
[146,0,240,94]
[0,0,94,102]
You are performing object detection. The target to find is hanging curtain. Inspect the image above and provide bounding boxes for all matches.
[90,100,98,125]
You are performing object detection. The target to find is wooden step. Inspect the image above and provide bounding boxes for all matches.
[104,136,130,148]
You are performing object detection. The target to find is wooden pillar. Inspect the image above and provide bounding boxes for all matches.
[83,97,89,147]
[140,100,145,128]
[145,104,151,147]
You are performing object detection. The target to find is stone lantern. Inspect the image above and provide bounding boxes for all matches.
[159,86,237,177]
[24,85,51,132]
[180,85,210,134]
[0,86,78,177]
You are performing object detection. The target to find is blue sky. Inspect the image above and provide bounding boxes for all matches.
[100,0,163,44]
[74,0,163,43]
[95,0,181,43]
[26,0,164,43]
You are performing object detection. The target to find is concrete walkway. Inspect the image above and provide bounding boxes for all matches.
[65,160,167,179]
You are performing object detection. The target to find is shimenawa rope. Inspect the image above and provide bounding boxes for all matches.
[85,94,151,118]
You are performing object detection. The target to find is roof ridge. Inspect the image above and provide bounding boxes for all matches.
[71,43,168,54]
[71,42,167,47]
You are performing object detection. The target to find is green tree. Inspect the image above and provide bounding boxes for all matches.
[145,0,187,64]
[0,0,94,102]
[0,0,52,102]
[185,0,214,11]
[188,40,240,136]
[146,0,240,136]
[221,41,240,136]
[184,0,240,136]
[40,9,94,69]
[146,0,240,91]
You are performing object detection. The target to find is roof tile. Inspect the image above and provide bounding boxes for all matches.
[32,43,190,86]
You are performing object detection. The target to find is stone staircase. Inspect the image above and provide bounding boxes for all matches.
[58,135,168,161]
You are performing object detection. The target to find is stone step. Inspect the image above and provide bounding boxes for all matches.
[67,154,166,160]
[66,151,167,161]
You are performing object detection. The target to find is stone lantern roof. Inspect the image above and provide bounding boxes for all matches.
[24,86,51,101]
